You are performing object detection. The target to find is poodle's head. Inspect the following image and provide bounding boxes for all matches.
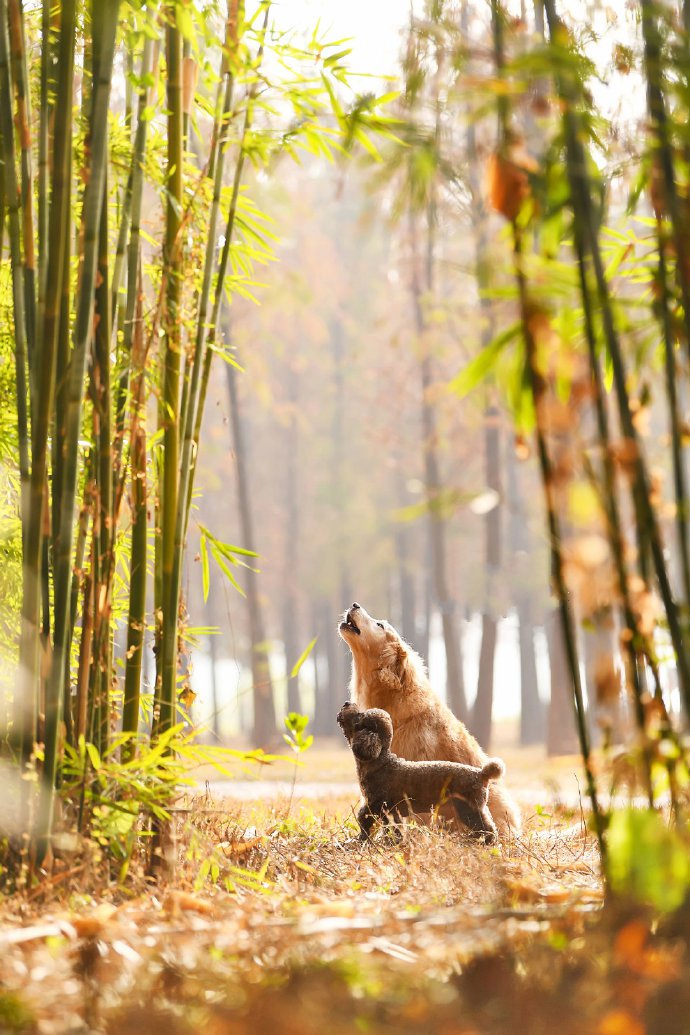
[337,702,394,761]
[457,759,505,844]
[339,603,415,692]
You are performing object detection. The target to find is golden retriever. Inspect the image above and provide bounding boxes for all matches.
[339,602,521,834]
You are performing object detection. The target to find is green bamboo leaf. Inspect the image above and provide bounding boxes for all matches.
[200,533,210,602]
[449,322,521,398]
[290,636,318,678]
[210,542,246,597]
[86,742,102,772]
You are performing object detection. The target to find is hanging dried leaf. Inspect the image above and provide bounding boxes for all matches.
[486,152,530,221]
[593,654,620,706]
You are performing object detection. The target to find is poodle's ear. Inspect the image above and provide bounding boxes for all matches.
[351,729,382,761]
[481,758,505,784]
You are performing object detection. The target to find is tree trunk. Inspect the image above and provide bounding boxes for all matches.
[506,442,545,745]
[472,407,502,748]
[283,363,302,714]
[395,472,417,647]
[324,596,347,736]
[225,348,276,748]
[546,608,579,756]
[410,210,467,721]
[517,595,544,745]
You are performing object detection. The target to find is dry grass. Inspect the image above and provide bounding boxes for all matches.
[2,788,688,1035]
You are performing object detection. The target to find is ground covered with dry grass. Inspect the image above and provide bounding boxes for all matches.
[1,760,689,1034]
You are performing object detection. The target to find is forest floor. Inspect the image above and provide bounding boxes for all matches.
[0,745,687,1034]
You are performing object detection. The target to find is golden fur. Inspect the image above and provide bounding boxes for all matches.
[339,603,521,834]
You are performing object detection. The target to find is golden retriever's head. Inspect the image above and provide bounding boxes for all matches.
[339,603,414,692]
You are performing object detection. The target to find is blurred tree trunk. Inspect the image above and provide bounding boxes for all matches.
[583,617,621,747]
[207,629,220,742]
[313,599,330,734]
[466,79,500,746]
[410,211,467,722]
[472,406,501,748]
[324,594,347,735]
[546,609,579,755]
[283,362,302,714]
[225,347,276,748]
[506,447,545,744]
[395,471,417,646]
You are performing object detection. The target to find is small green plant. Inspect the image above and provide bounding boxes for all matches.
[282,713,314,816]
[283,712,314,757]
[59,727,281,882]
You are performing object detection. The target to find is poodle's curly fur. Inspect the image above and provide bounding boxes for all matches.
[339,603,521,834]
[337,702,504,843]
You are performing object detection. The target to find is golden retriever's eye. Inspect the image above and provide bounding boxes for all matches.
[377,622,384,629]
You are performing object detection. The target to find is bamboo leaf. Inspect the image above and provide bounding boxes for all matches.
[449,321,521,398]
[200,533,210,602]
[290,636,318,678]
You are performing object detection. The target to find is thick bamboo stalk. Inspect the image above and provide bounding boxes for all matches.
[0,0,38,765]
[185,1,263,492]
[657,226,690,609]
[7,0,36,374]
[111,20,156,360]
[89,178,113,757]
[34,0,121,865]
[122,285,148,745]
[640,0,690,368]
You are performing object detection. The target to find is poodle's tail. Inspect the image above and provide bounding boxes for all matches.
[481,758,505,783]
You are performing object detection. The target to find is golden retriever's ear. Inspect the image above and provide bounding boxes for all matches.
[379,636,410,689]
[351,729,382,761]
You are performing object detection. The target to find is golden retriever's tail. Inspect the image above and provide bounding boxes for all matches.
[488,780,522,836]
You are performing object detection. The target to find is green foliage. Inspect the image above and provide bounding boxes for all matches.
[607,809,690,913]
[59,727,279,879]
[198,523,258,601]
[283,712,313,755]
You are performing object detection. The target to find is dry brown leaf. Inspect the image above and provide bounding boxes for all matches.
[70,903,118,939]
[598,1009,645,1035]
[163,891,215,917]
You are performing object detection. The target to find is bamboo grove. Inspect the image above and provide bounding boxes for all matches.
[0,0,393,867]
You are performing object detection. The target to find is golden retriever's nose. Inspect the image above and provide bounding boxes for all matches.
[351,602,360,610]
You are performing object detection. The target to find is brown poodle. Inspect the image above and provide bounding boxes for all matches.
[337,702,504,843]
[339,602,521,834]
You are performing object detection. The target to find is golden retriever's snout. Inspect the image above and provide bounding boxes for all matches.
[339,604,361,636]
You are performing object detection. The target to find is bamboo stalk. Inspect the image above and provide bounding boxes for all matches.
[640,0,690,368]
[0,0,36,766]
[122,283,148,747]
[656,217,690,612]
[156,5,184,736]
[179,2,267,549]
[89,176,113,757]
[111,15,157,354]
[7,0,36,374]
